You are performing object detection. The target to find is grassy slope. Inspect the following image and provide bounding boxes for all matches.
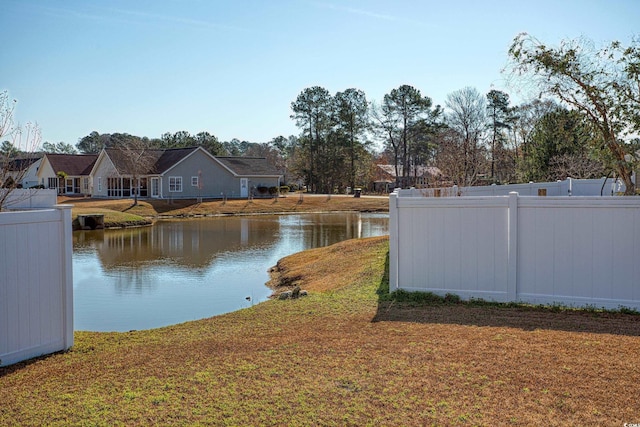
[63,194,389,228]
[1,236,639,426]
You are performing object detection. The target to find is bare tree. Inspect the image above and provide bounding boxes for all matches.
[548,153,607,180]
[109,136,158,206]
[445,87,487,186]
[0,91,41,211]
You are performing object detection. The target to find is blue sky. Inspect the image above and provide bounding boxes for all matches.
[2,0,638,149]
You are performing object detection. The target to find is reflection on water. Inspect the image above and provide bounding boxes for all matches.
[73,213,389,331]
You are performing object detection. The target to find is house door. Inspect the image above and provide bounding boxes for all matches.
[151,178,160,198]
[240,178,248,198]
[65,178,74,193]
[138,178,148,197]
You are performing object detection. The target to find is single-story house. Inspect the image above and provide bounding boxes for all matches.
[373,164,444,192]
[90,147,282,199]
[4,156,42,188]
[37,153,98,195]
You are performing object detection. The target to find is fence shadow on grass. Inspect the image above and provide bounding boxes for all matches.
[373,252,640,337]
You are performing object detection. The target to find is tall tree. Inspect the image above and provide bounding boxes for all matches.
[42,141,77,154]
[290,86,333,192]
[486,90,511,181]
[508,33,638,194]
[510,99,558,180]
[406,117,443,182]
[523,107,606,181]
[374,85,436,187]
[160,131,196,148]
[445,87,487,186]
[270,135,300,188]
[334,88,370,190]
[194,131,224,155]
[76,131,108,153]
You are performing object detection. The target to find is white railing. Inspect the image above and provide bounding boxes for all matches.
[389,191,640,310]
[0,205,74,367]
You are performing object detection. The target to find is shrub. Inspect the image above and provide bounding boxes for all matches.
[443,293,461,303]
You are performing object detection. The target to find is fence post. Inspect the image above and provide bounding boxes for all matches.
[55,204,74,350]
[507,192,519,302]
[388,191,399,292]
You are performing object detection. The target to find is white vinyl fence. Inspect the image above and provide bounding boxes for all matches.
[389,191,640,310]
[0,205,74,367]
[1,189,58,210]
[407,177,625,198]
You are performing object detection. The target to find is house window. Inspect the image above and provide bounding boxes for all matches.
[107,177,121,197]
[191,176,199,187]
[98,177,102,192]
[169,176,182,192]
[47,177,58,189]
[83,177,89,192]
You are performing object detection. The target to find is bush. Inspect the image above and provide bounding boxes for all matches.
[443,293,461,303]
[256,186,269,195]
[279,185,290,193]
[268,186,279,195]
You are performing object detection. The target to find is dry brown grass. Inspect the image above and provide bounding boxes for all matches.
[1,236,639,426]
[60,194,389,218]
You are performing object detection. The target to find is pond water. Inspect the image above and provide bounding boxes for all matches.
[73,212,389,332]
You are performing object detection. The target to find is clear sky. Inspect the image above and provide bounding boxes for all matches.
[2,0,638,149]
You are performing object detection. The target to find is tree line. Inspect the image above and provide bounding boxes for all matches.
[286,33,639,194]
[4,34,639,195]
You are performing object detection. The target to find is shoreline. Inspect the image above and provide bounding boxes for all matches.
[64,194,390,229]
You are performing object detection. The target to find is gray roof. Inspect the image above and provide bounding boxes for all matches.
[216,157,281,176]
[105,147,197,175]
[46,154,98,176]
[7,156,41,172]
[104,148,281,177]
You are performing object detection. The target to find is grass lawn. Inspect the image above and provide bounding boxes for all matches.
[1,236,639,426]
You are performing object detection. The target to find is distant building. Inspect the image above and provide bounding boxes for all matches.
[373,164,444,192]
[32,147,282,199]
[5,156,42,188]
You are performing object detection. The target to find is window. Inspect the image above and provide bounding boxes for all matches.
[191,176,199,187]
[98,177,102,192]
[83,177,89,192]
[48,177,58,189]
[169,176,182,192]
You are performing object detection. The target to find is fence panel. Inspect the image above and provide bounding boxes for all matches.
[0,206,73,367]
[390,192,640,310]
[398,177,622,198]
[516,198,640,307]
[1,189,58,210]
[393,196,511,301]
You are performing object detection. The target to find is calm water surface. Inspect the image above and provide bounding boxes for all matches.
[73,213,389,331]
